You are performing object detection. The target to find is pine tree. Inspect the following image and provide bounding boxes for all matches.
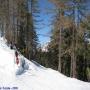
[0,0,39,60]
[48,0,89,80]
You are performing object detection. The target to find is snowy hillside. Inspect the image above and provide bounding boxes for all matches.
[0,37,90,90]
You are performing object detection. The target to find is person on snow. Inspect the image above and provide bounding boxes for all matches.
[10,41,13,49]
[15,51,19,65]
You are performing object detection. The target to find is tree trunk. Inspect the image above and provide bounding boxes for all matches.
[58,9,64,72]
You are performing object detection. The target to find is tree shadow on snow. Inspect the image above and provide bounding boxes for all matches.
[31,60,47,70]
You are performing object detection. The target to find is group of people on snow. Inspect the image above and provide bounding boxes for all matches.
[10,42,27,69]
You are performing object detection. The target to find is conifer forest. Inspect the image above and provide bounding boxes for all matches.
[0,0,90,82]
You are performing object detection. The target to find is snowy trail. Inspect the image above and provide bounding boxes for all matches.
[0,37,90,90]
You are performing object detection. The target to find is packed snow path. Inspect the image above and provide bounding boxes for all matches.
[0,37,90,90]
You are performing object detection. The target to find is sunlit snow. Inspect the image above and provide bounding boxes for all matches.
[0,37,90,90]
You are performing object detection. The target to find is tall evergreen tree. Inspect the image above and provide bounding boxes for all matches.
[48,0,89,80]
[0,0,39,60]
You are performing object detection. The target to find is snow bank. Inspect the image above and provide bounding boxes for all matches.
[0,37,90,90]
[15,56,29,75]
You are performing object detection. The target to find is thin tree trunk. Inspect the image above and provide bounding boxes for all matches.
[58,25,62,72]
[70,8,77,78]
[58,9,64,72]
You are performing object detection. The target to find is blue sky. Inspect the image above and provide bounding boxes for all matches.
[36,0,54,45]
[37,0,90,45]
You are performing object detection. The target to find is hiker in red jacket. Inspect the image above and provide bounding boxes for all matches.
[15,51,19,65]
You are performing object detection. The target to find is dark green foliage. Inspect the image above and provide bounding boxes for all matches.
[0,0,38,60]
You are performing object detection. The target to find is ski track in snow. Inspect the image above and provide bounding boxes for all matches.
[0,37,90,90]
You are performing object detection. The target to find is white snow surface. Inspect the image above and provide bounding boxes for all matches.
[0,37,90,90]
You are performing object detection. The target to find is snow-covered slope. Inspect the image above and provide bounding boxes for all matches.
[0,37,90,90]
